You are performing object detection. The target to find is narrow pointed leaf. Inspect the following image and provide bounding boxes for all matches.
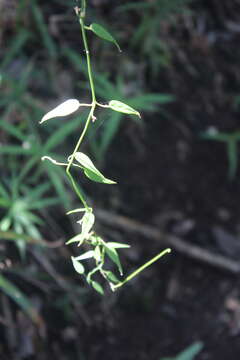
[78,211,95,239]
[91,280,104,295]
[75,152,116,184]
[104,270,120,284]
[40,99,80,123]
[90,23,121,52]
[66,233,84,245]
[177,342,203,360]
[94,246,102,262]
[66,208,86,215]
[71,257,85,274]
[109,100,140,118]
[104,244,123,275]
[74,250,95,261]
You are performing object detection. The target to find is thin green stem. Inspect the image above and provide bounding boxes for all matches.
[112,248,171,290]
[81,0,86,17]
[67,171,88,209]
[66,107,95,173]
[66,2,97,210]
[96,101,110,108]
[66,107,95,209]
[80,17,96,103]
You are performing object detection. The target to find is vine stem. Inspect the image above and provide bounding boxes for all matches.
[66,0,97,210]
[112,248,172,290]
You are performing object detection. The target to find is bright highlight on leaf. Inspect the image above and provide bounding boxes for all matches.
[40,99,80,123]
[89,23,121,52]
[74,152,116,184]
[109,100,141,118]
[75,250,95,261]
[71,257,85,274]
[106,242,130,249]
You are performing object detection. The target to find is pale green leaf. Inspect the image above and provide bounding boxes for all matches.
[161,342,204,360]
[66,208,86,215]
[104,244,123,275]
[71,257,85,274]
[74,152,116,184]
[106,242,130,249]
[90,23,121,52]
[104,270,120,284]
[91,280,104,295]
[40,99,80,123]
[177,342,203,360]
[109,100,140,118]
[74,250,95,261]
[94,246,102,262]
[66,233,84,245]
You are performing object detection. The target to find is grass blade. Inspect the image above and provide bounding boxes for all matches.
[0,273,41,324]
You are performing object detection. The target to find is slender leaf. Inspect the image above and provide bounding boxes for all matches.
[74,152,116,184]
[0,274,41,324]
[104,270,120,284]
[104,244,123,275]
[40,99,80,123]
[94,246,102,262]
[90,23,121,51]
[177,342,203,360]
[91,280,104,295]
[109,100,140,118]
[66,233,84,245]
[106,242,130,249]
[74,250,95,261]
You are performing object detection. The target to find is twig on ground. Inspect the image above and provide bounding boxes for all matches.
[96,209,240,274]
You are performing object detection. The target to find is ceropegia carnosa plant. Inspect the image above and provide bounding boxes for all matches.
[40,0,171,295]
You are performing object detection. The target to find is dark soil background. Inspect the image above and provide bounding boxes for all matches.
[1,0,240,359]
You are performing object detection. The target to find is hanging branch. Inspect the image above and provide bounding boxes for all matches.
[40,0,171,294]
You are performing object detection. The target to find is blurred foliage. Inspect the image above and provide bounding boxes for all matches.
[160,342,204,360]
[201,129,240,180]
[117,0,192,76]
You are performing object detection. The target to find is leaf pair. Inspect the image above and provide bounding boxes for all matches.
[74,152,116,184]
[40,98,140,124]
